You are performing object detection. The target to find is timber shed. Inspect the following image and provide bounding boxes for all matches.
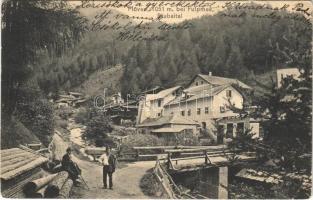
[1,147,49,198]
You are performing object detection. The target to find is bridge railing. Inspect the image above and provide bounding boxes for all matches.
[130,145,228,161]
[164,147,242,170]
[153,157,200,199]
[153,159,177,198]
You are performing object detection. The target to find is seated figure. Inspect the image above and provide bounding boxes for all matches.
[61,147,81,184]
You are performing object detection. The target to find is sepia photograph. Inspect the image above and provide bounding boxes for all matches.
[1,0,312,199]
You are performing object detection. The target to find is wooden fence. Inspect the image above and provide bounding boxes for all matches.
[164,146,249,171]
[129,145,228,161]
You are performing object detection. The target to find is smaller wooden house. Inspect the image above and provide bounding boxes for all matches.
[104,100,138,125]
[137,115,200,141]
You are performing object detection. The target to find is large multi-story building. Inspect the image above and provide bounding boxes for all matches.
[137,73,259,140]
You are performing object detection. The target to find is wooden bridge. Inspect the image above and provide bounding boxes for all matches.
[130,145,256,172]
[145,145,257,199]
[163,147,256,172]
[154,159,208,199]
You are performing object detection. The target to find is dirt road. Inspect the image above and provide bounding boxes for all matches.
[52,133,156,198]
[71,159,155,199]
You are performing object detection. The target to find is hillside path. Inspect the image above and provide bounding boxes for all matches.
[52,133,156,198]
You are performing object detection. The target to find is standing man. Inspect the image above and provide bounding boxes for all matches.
[99,146,116,189]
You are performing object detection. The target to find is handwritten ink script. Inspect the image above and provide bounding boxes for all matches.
[74,1,313,41]
[219,2,312,27]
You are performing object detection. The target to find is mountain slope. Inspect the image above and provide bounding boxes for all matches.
[34,3,311,98]
[73,65,124,97]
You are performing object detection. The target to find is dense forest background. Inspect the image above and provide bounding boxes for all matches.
[34,5,312,98]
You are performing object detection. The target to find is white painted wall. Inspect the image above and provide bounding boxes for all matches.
[277,68,300,88]
[163,86,243,124]
[163,97,213,126]
[212,86,243,118]
[137,92,178,123]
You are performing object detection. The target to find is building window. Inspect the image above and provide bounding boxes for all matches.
[197,108,201,115]
[226,123,234,138]
[237,122,244,135]
[195,82,199,86]
[181,110,185,116]
[220,106,225,113]
[157,113,161,117]
[201,81,204,85]
[226,90,232,98]
[205,107,209,114]
[157,99,162,107]
[188,109,191,116]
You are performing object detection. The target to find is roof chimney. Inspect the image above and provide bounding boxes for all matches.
[209,72,212,76]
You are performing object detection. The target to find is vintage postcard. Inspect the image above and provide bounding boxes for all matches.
[1,0,312,199]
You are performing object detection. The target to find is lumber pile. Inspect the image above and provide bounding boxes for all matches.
[23,171,74,198]
[1,147,75,198]
[1,147,48,181]
[1,168,45,198]
[58,179,74,198]
[1,147,49,198]
[23,174,58,195]
[43,171,71,198]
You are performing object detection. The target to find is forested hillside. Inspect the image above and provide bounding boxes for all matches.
[1,1,86,148]
[72,65,125,97]
[35,31,131,95]
[34,4,311,98]
[121,8,311,96]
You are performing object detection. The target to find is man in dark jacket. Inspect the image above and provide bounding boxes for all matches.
[61,147,81,184]
[99,146,116,189]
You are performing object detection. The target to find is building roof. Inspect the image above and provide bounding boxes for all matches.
[147,86,182,101]
[165,85,229,106]
[184,83,214,95]
[276,68,300,76]
[104,99,137,109]
[137,115,199,127]
[140,86,164,95]
[151,127,189,133]
[236,167,312,192]
[69,92,83,96]
[190,74,251,90]
[1,147,48,181]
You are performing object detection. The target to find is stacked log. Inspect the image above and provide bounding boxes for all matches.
[1,148,74,199]
[58,179,74,198]
[44,171,69,198]
[23,174,58,195]
[22,171,73,198]
[2,168,43,198]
